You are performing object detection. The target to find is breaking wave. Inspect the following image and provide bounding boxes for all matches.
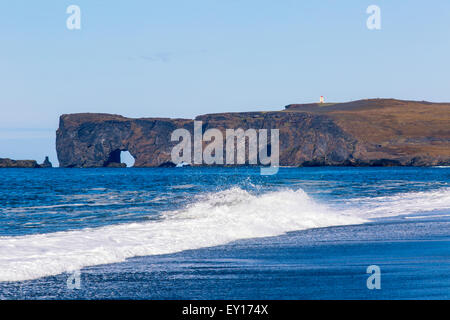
[1,186,449,282]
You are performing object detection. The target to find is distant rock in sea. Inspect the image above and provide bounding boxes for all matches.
[40,156,53,168]
[0,156,53,168]
[56,99,450,167]
[0,158,40,168]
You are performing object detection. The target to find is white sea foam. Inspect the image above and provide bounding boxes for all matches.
[1,186,449,282]
[0,187,364,282]
[341,187,450,218]
[404,214,450,219]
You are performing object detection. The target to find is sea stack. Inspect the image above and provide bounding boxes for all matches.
[40,156,53,168]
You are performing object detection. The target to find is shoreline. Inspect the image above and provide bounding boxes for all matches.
[1,215,449,299]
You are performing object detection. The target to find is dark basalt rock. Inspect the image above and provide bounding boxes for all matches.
[40,156,53,168]
[56,99,450,167]
[159,161,176,168]
[0,156,53,168]
[0,158,40,168]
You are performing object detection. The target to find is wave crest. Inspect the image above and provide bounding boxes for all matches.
[0,187,364,282]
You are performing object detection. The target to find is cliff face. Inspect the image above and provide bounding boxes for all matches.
[285,99,450,166]
[56,113,191,167]
[56,99,450,167]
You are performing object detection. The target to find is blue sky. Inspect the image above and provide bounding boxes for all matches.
[1,0,450,165]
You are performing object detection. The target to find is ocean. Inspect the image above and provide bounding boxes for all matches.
[0,167,449,299]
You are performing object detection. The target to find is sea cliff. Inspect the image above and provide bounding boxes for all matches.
[56,99,450,167]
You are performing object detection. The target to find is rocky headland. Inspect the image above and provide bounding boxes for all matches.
[56,99,450,167]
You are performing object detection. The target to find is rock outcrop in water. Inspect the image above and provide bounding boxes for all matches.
[0,157,53,168]
[56,99,450,167]
[0,158,40,168]
[40,156,53,168]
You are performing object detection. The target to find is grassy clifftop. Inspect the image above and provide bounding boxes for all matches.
[284,99,450,164]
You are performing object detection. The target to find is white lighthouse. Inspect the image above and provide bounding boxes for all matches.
[319,96,324,104]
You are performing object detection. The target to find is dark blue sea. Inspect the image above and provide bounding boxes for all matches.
[0,167,449,299]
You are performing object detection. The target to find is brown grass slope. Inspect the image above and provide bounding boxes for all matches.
[284,99,450,165]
